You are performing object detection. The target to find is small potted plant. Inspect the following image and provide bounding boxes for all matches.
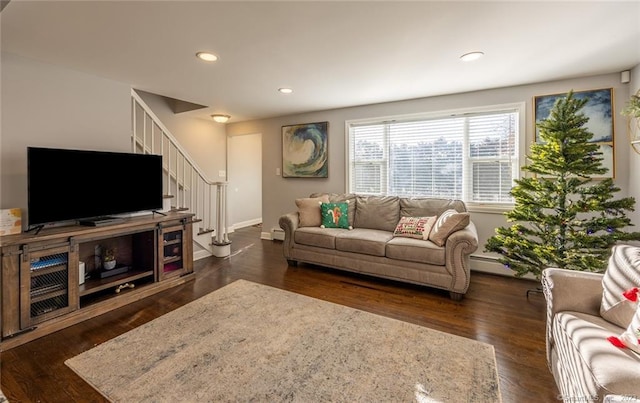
[622,90,640,154]
[103,248,117,270]
[622,91,640,119]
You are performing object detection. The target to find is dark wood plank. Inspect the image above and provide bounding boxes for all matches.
[0,225,557,402]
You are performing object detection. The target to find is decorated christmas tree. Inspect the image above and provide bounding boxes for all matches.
[485,91,640,279]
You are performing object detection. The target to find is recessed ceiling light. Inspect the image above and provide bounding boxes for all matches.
[278,88,293,94]
[460,51,484,62]
[196,52,218,62]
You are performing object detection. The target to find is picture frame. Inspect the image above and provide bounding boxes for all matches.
[533,88,614,178]
[282,121,329,178]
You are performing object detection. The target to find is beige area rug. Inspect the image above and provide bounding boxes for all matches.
[65,280,501,402]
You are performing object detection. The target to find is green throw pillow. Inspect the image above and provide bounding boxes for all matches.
[320,202,350,229]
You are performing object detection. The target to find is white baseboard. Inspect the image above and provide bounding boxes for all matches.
[194,249,212,261]
[231,218,262,231]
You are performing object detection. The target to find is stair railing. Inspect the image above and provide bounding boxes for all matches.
[130,89,230,249]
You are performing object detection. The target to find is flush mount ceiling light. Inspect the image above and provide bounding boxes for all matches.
[460,51,484,62]
[278,88,293,94]
[211,114,230,123]
[196,52,218,62]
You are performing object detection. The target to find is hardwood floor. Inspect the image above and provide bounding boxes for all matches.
[1,226,558,402]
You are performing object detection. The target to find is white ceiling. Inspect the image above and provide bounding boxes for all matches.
[2,1,640,123]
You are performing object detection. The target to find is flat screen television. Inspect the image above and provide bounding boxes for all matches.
[27,147,163,228]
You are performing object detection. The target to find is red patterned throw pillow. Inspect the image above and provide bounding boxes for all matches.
[393,216,437,240]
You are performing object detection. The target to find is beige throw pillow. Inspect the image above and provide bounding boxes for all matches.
[601,244,640,328]
[295,195,330,227]
[428,209,470,247]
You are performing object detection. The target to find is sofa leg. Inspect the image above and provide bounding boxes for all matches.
[286,259,298,267]
[449,292,464,301]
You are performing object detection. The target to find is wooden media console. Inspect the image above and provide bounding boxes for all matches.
[0,212,195,350]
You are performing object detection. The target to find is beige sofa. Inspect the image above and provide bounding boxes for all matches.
[542,245,640,402]
[278,193,478,300]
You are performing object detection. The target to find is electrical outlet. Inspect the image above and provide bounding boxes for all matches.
[219,170,226,177]
[276,168,281,176]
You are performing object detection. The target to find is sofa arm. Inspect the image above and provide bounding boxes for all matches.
[541,267,603,370]
[278,212,299,260]
[444,221,479,295]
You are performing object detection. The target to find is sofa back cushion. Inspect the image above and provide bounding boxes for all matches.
[601,244,640,328]
[400,198,467,217]
[354,196,399,232]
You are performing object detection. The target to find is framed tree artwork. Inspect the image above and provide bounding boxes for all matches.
[534,88,614,178]
[282,121,329,178]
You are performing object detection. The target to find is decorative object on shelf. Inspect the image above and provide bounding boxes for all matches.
[282,121,329,178]
[486,90,640,280]
[534,88,614,178]
[94,245,102,271]
[115,283,135,293]
[621,89,640,154]
[0,208,22,236]
[103,248,116,270]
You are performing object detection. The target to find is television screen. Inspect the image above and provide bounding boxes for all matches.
[27,147,163,227]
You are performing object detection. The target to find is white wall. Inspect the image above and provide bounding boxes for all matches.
[627,65,640,227]
[1,53,131,216]
[228,133,262,229]
[227,72,635,276]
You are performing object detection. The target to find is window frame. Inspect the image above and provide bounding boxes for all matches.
[344,102,526,212]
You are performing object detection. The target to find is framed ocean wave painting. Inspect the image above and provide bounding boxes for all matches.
[282,121,329,178]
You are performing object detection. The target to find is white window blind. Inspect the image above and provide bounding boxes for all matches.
[348,107,519,205]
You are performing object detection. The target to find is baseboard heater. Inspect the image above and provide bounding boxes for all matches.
[271,228,285,241]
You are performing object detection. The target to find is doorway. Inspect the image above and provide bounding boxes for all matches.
[227,133,262,232]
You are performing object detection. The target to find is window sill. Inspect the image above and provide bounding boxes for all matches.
[466,204,513,214]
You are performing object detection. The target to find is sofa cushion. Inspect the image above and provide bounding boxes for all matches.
[335,228,393,257]
[554,311,640,398]
[601,245,640,328]
[354,196,399,232]
[320,202,351,229]
[311,193,357,228]
[400,198,467,217]
[386,237,445,265]
[428,209,470,247]
[294,227,343,249]
[295,195,330,227]
[392,216,436,240]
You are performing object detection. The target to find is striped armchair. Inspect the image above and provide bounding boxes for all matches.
[542,245,640,402]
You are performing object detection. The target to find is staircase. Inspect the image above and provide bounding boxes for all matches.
[130,89,230,258]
